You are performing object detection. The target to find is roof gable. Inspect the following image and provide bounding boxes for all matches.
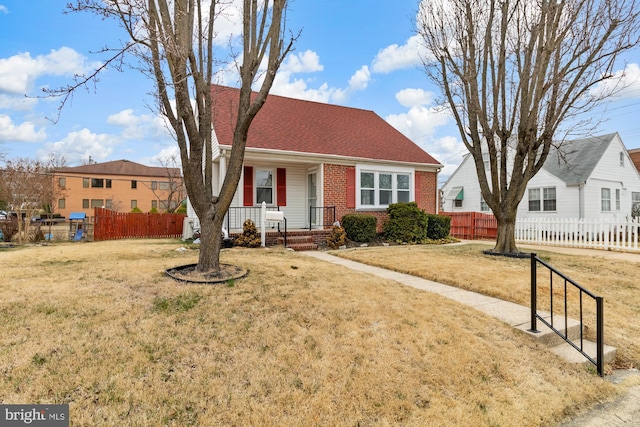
[542,133,617,185]
[211,85,441,166]
[56,159,180,178]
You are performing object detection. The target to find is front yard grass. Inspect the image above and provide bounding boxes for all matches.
[332,242,640,369]
[0,240,621,426]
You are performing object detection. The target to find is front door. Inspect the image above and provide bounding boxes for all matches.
[308,172,317,228]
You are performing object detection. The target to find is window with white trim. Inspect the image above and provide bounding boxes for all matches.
[256,169,274,205]
[615,189,621,211]
[632,192,640,216]
[480,194,490,211]
[357,166,413,208]
[601,188,611,212]
[529,187,556,212]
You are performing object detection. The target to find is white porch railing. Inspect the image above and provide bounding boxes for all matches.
[515,217,640,252]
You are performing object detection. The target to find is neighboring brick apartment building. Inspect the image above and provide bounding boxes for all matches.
[53,160,183,218]
[629,148,640,174]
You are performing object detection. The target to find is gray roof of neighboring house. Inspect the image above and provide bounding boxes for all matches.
[542,133,617,185]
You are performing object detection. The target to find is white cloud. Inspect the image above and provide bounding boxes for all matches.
[0,5,8,14]
[0,114,46,142]
[0,47,101,95]
[281,50,323,74]
[590,63,640,100]
[107,108,174,141]
[372,35,425,74]
[395,88,435,108]
[39,128,120,164]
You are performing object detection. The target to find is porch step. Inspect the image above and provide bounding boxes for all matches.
[277,235,318,251]
[517,314,617,367]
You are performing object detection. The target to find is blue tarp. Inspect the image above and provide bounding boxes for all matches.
[69,212,86,220]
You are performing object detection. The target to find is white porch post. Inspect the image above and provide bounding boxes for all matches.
[261,201,267,247]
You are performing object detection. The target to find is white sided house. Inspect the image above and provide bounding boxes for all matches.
[441,133,640,220]
[185,85,442,246]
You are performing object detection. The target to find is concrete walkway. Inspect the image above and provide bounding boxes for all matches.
[303,250,536,332]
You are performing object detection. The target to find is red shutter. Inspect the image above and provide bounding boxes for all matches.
[346,167,356,208]
[414,173,421,207]
[276,168,286,206]
[243,166,253,206]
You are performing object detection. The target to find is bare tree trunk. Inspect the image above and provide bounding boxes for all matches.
[493,215,518,254]
[197,205,222,272]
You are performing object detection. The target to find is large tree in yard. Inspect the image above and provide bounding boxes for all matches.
[418,0,640,254]
[65,0,295,272]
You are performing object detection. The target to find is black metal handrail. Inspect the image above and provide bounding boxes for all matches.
[529,253,605,376]
[308,206,336,230]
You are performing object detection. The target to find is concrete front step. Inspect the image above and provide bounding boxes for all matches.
[550,340,617,365]
[515,313,617,367]
[276,235,318,251]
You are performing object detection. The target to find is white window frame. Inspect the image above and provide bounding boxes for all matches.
[355,164,414,209]
[601,188,611,212]
[255,168,275,205]
[615,189,621,211]
[528,187,556,212]
[480,194,490,211]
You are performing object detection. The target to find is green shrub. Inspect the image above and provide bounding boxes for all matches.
[326,225,347,249]
[175,204,187,215]
[342,214,377,243]
[234,219,261,248]
[131,207,143,213]
[383,202,428,243]
[426,214,451,240]
[149,207,159,214]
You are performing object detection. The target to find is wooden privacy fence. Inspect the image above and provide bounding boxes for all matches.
[440,211,640,252]
[440,211,497,239]
[94,207,186,241]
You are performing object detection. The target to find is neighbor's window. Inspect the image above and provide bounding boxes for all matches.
[529,187,556,212]
[601,188,611,212]
[159,182,170,190]
[151,181,158,190]
[256,169,273,204]
[58,198,66,209]
[131,200,137,209]
[91,178,104,188]
[83,178,89,188]
[160,200,170,211]
[357,166,413,208]
[106,179,112,189]
[528,189,541,211]
[82,199,89,209]
[131,180,137,189]
[620,152,625,167]
[152,200,158,210]
[616,189,621,211]
[58,177,66,189]
[543,187,556,211]
[105,199,112,209]
[91,199,103,208]
[480,194,490,211]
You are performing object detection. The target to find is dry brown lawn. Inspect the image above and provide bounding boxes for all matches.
[333,242,640,369]
[0,240,620,426]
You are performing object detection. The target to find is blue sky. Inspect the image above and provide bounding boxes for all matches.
[1,0,640,182]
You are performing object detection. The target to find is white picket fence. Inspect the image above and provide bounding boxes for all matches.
[515,217,640,252]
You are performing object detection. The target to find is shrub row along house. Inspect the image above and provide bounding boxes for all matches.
[53,160,184,219]
[441,133,640,220]
[185,85,443,238]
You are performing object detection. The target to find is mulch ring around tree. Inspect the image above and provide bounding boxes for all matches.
[482,248,531,259]
[166,263,248,285]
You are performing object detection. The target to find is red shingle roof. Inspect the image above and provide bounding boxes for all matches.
[211,85,441,166]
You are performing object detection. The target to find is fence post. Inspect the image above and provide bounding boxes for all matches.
[528,253,540,333]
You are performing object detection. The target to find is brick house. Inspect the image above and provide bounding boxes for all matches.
[187,85,442,239]
[53,160,183,219]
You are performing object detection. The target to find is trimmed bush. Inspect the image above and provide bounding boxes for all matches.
[326,225,347,249]
[342,214,377,243]
[131,207,143,213]
[383,202,428,243]
[426,214,451,240]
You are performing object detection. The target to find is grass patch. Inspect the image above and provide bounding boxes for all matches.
[332,242,640,368]
[0,239,619,425]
